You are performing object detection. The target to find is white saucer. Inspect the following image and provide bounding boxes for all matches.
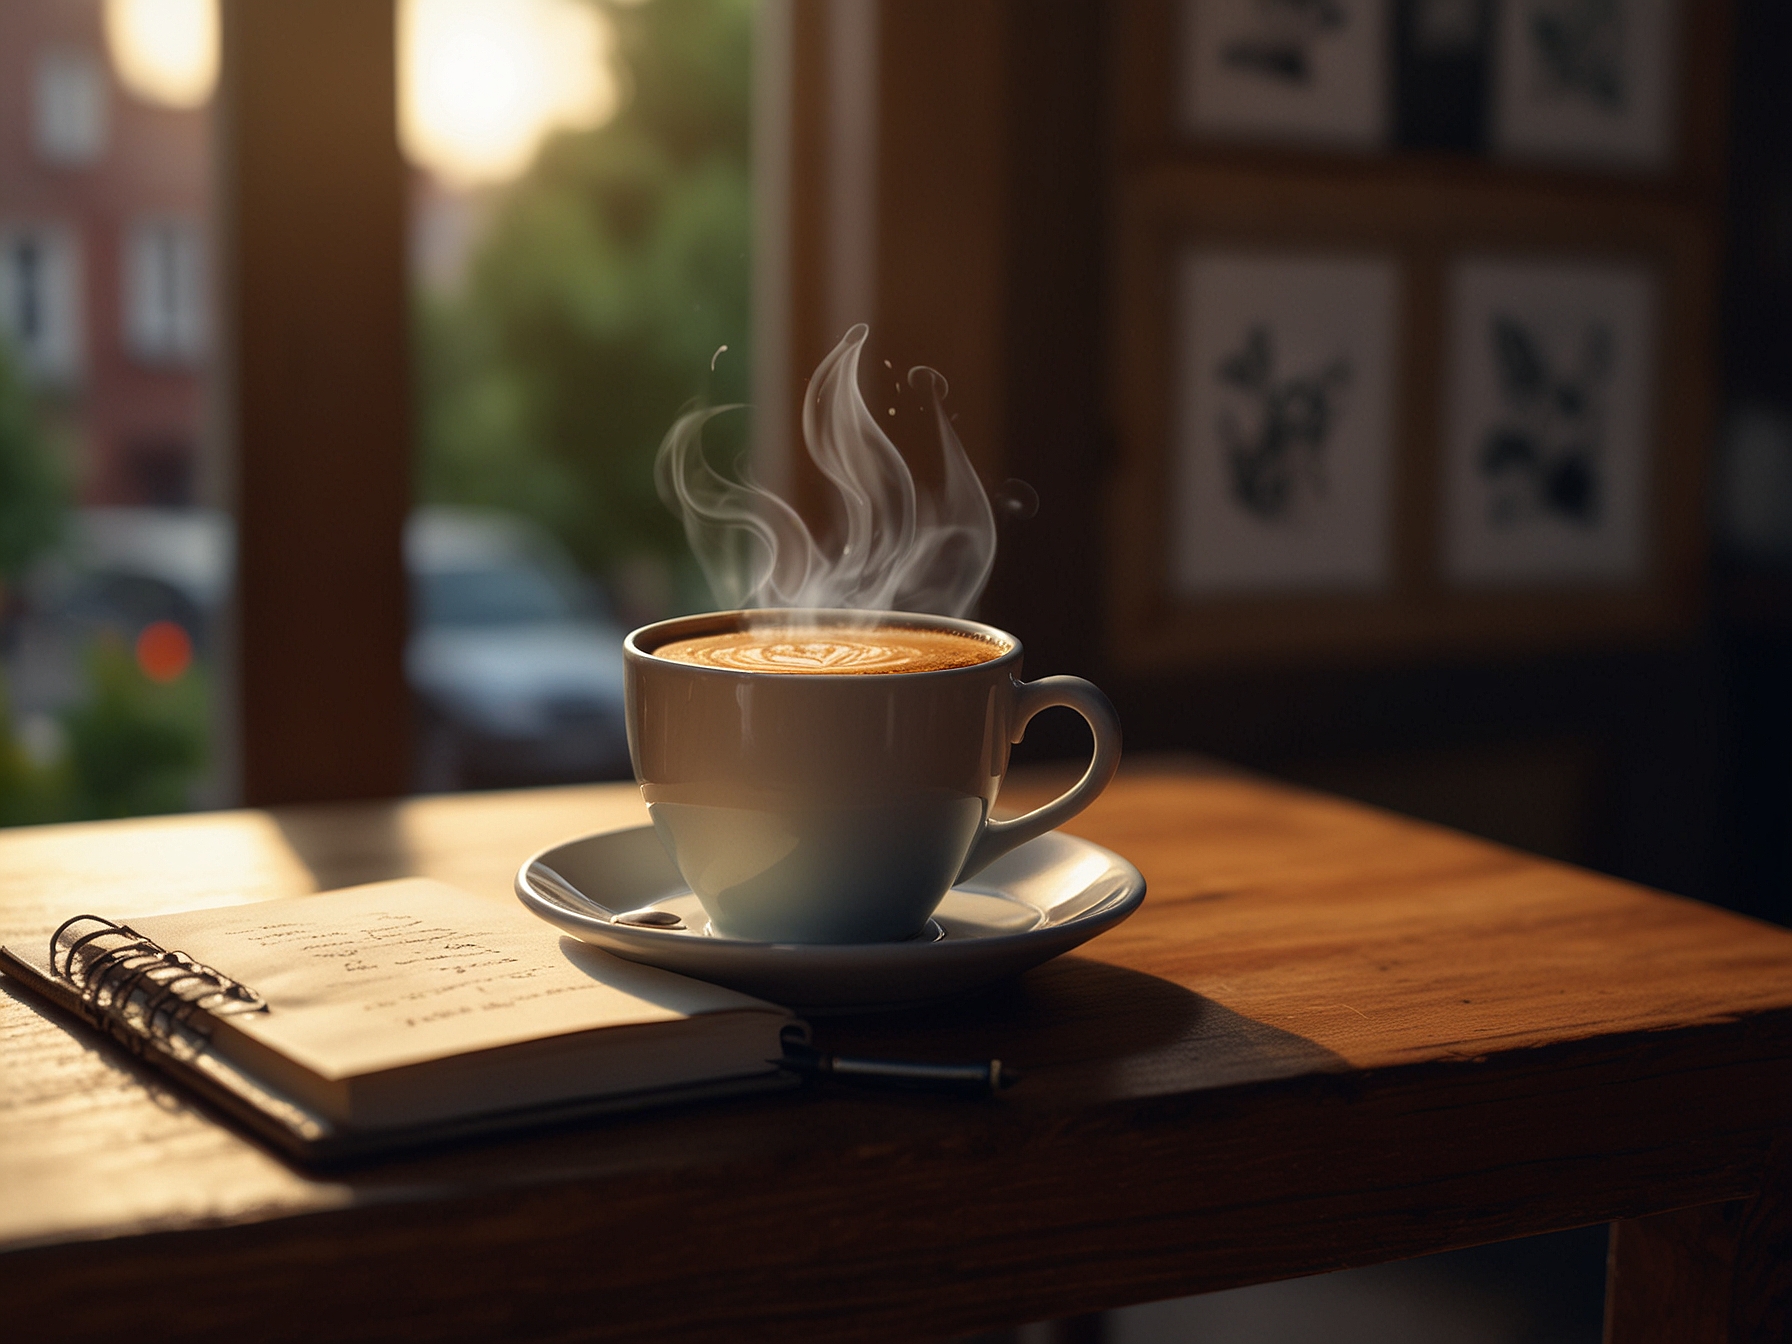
[514,825,1145,1014]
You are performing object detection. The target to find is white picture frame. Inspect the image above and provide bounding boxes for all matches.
[1442,256,1657,587]
[1172,251,1400,595]
[1491,0,1678,169]
[1179,0,1391,150]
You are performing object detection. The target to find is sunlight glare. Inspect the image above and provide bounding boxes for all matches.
[400,0,620,189]
[104,0,219,109]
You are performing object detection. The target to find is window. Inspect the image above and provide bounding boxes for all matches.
[33,48,108,166]
[122,218,205,365]
[0,226,84,385]
[406,0,753,790]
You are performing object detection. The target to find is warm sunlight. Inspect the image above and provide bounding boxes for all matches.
[103,0,219,109]
[399,0,620,190]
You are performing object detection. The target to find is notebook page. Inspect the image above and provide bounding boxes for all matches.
[126,879,779,1083]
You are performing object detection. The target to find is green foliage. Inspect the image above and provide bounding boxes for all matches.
[0,185,202,833]
[417,0,755,588]
[0,340,64,580]
[0,673,68,827]
[59,639,208,821]
[0,641,210,827]
[0,337,78,827]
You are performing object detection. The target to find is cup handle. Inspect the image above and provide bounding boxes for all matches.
[957,675,1122,881]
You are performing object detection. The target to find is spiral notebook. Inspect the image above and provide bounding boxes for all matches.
[0,878,804,1164]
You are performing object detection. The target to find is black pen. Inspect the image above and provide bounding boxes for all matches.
[778,1041,1017,1097]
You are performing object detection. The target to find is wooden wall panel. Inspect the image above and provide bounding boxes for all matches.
[983,0,1113,683]
[870,0,1010,486]
[779,1,1012,528]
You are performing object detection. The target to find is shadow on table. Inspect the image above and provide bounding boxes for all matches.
[814,955,1348,1102]
[268,800,416,892]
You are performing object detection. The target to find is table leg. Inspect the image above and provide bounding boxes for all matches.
[1604,1180,1791,1343]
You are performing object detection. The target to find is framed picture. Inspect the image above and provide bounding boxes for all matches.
[1117,0,1724,188]
[1108,163,1713,670]
[1178,0,1390,149]
[1442,257,1657,586]
[1491,0,1678,169]
[1173,251,1399,594]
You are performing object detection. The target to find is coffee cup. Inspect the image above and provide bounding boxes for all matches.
[623,608,1121,944]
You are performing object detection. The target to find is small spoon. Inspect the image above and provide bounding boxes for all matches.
[613,908,684,928]
[526,863,686,930]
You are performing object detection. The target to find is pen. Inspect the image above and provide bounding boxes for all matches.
[778,1041,1017,1097]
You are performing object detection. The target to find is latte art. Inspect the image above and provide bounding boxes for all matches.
[655,626,1003,675]
[694,639,929,674]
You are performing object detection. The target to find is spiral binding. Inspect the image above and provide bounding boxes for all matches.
[48,914,268,1056]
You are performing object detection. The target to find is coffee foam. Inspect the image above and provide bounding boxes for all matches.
[653,625,1004,675]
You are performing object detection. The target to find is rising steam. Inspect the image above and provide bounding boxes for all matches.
[655,325,996,618]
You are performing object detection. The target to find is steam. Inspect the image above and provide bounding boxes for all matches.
[655,324,996,618]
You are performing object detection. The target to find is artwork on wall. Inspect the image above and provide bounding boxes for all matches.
[1442,257,1657,585]
[1491,0,1677,168]
[1172,251,1399,594]
[1112,4,1715,667]
[1178,0,1390,149]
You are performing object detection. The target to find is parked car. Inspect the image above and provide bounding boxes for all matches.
[5,508,229,722]
[406,507,631,790]
[27,508,228,649]
[5,506,632,791]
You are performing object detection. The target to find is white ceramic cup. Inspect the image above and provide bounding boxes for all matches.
[624,609,1121,943]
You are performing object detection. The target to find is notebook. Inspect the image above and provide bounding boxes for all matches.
[0,878,805,1164]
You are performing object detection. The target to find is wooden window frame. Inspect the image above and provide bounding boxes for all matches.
[219,0,410,805]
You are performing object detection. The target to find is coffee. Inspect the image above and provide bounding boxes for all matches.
[654,624,1004,675]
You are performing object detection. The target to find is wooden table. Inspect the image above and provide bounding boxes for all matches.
[3,761,1789,1341]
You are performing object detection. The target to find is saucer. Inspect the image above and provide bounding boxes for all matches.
[514,825,1145,1013]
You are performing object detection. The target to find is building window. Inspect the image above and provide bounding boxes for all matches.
[123,218,205,364]
[0,226,84,384]
[33,48,108,166]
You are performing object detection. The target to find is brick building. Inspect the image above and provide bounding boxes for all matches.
[0,0,209,506]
